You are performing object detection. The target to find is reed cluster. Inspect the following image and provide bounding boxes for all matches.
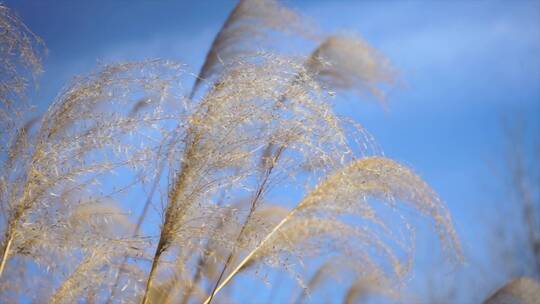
[0,1,461,303]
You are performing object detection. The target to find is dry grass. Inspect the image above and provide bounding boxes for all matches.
[0,4,45,168]
[0,1,462,303]
[306,34,396,101]
[484,277,540,304]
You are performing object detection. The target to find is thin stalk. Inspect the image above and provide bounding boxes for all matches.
[140,132,199,304]
[107,142,170,303]
[141,240,166,304]
[140,82,219,303]
[202,208,297,304]
[205,70,303,303]
[176,177,237,304]
[0,127,61,280]
[0,233,13,278]
[206,146,284,304]
[0,205,29,280]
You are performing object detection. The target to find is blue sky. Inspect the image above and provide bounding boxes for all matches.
[5,0,540,302]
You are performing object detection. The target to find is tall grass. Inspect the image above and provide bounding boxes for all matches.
[0,1,461,303]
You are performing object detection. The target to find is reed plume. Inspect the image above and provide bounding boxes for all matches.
[0,59,185,300]
[0,4,43,99]
[141,53,358,303]
[190,0,312,98]
[0,2,462,303]
[484,277,540,304]
[306,34,396,101]
[202,157,462,303]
